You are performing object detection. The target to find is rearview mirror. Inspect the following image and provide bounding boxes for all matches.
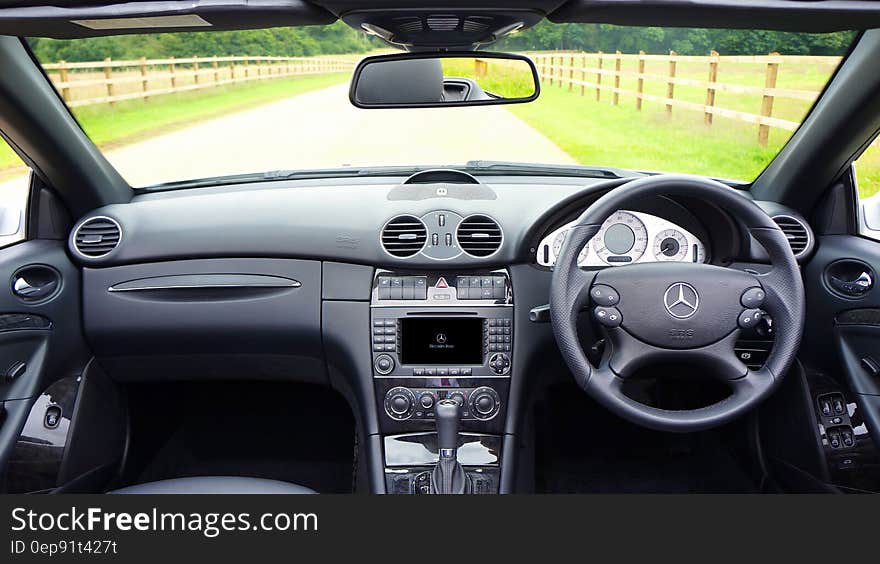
[349,52,540,109]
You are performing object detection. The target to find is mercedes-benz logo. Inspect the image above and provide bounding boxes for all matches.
[664,282,700,319]
[435,333,447,344]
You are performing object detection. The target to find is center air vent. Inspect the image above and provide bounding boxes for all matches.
[73,216,121,258]
[457,215,503,257]
[381,215,427,258]
[772,215,811,257]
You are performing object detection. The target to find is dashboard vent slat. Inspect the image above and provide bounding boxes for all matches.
[457,215,502,258]
[73,216,122,258]
[381,215,427,258]
[772,215,811,257]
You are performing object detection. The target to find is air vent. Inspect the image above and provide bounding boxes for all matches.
[457,215,503,257]
[381,215,427,258]
[772,215,811,257]
[462,17,491,33]
[427,15,459,31]
[73,216,121,258]
[394,17,423,33]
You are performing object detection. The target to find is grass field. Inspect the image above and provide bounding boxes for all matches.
[0,72,347,179]
[513,55,880,199]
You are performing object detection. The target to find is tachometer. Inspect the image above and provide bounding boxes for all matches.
[592,211,648,265]
[653,229,689,261]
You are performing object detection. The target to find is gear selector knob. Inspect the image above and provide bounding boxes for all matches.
[435,399,460,456]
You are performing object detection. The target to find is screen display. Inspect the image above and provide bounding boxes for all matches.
[400,318,483,365]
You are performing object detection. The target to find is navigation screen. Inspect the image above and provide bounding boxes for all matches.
[400,318,483,365]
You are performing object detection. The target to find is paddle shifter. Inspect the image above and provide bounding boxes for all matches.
[430,399,472,494]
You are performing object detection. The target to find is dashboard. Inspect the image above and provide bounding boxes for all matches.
[536,210,706,267]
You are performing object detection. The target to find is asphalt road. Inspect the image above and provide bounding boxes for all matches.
[104,83,575,186]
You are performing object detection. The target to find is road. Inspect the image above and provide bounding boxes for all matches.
[102,83,575,186]
[0,82,573,243]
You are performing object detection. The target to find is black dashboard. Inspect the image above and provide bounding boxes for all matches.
[61,172,816,495]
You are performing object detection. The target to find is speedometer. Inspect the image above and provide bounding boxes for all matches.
[592,211,648,265]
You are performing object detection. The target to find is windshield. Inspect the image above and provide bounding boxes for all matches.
[19,24,855,188]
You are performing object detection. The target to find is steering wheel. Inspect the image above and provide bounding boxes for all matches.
[549,175,804,432]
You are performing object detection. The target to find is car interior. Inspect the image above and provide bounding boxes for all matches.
[2,0,880,495]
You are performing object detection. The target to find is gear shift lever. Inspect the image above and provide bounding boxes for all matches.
[430,399,472,494]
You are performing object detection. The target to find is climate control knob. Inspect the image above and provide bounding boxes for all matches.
[384,387,416,420]
[470,387,500,420]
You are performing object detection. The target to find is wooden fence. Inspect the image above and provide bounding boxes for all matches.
[42,55,355,108]
[530,51,841,146]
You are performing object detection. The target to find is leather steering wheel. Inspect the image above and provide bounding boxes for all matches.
[549,175,805,432]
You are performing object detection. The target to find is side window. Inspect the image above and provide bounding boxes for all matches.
[855,142,880,241]
[0,135,30,248]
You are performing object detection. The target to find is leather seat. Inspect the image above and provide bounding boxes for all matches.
[110,476,317,494]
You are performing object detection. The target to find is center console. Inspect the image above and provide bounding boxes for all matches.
[371,269,512,494]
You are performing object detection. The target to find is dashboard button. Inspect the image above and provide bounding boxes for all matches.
[738,309,764,329]
[590,285,620,306]
[740,287,765,308]
[594,306,622,328]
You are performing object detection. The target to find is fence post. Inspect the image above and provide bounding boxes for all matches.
[568,55,574,91]
[256,59,262,78]
[103,58,115,106]
[580,54,586,96]
[212,55,219,83]
[596,51,603,101]
[193,55,199,85]
[549,55,554,86]
[613,50,622,105]
[169,56,177,90]
[244,58,249,79]
[139,57,149,101]
[705,50,719,125]
[474,58,488,76]
[636,50,645,111]
[665,50,677,115]
[58,60,71,103]
[758,52,780,147]
[230,58,236,81]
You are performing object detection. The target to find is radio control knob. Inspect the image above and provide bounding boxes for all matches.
[470,387,500,420]
[374,354,395,375]
[419,393,435,409]
[448,391,466,407]
[384,387,415,420]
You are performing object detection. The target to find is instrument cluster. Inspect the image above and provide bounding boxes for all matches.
[536,210,706,267]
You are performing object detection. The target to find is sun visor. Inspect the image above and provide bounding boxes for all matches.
[0,0,337,38]
[550,0,880,32]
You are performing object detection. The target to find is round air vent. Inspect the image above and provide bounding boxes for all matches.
[381,215,427,258]
[772,215,812,258]
[73,216,122,258]
[457,214,503,257]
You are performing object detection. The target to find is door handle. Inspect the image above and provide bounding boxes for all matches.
[13,276,58,299]
[829,271,873,297]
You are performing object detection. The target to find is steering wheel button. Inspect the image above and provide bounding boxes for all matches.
[741,287,765,308]
[590,285,620,306]
[594,306,622,328]
[738,309,763,329]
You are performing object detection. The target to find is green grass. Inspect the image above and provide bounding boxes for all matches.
[0,72,347,178]
[441,58,536,99]
[511,79,880,198]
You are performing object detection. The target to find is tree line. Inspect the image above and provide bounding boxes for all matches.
[27,22,374,62]
[27,22,855,63]
[497,23,855,56]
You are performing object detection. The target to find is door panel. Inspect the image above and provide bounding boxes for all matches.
[802,234,880,489]
[0,239,91,491]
